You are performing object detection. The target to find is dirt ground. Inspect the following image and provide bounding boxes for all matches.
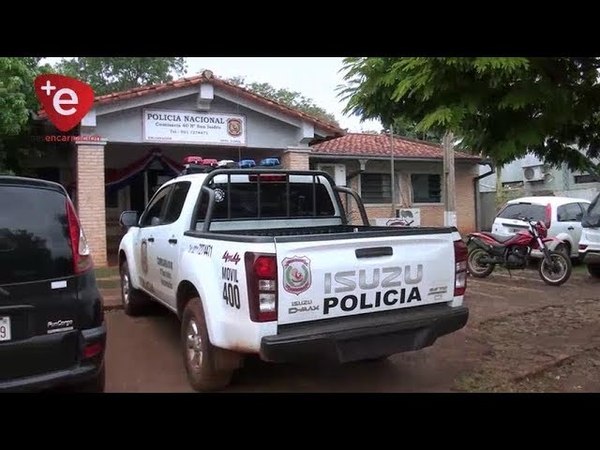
[455,265,600,392]
[100,264,600,392]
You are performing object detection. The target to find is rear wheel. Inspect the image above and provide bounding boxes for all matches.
[120,260,152,316]
[181,298,235,392]
[467,247,495,278]
[539,251,572,286]
[587,264,600,278]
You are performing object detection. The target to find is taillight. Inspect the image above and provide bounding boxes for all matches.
[66,198,93,274]
[545,203,552,229]
[245,253,277,322]
[454,239,468,296]
[83,341,103,359]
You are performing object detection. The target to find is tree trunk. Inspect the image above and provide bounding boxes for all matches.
[495,164,505,211]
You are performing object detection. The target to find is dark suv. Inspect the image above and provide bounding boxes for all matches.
[0,176,106,392]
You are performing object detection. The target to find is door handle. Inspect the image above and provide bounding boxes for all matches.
[355,247,393,258]
[567,226,574,230]
[168,238,178,245]
[147,237,154,243]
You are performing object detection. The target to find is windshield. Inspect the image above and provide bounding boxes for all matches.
[497,203,546,222]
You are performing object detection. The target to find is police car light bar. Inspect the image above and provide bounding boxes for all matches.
[183,155,203,165]
[179,157,282,174]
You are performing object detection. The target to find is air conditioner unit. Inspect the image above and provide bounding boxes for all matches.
[523,165,546,182]
[317,164,346,186]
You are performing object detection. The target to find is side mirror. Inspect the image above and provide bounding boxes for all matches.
[120,210,139,229]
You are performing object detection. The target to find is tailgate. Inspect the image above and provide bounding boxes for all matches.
[275,232,456,325]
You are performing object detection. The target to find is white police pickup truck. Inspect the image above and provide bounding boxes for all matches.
[118,161,469,391]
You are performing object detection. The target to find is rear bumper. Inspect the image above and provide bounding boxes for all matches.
[0,323,106,392]
[260,304,468,364]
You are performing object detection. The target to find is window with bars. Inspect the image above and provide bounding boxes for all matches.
[360,173,392,203]
[411,174,442,203]
[574,174,600,184]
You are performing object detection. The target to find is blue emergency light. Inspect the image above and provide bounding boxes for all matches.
[238,159,256,168]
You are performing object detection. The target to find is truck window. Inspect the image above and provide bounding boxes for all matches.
[163,182,191,224]
[140,185,173,227]
[197,181,336,220]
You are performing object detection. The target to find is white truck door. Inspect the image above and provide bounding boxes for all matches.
[152,181,192,307]
[136,185,173,297]
[556,202,584,252]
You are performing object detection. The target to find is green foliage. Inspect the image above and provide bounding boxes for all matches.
[340,57,600,175]
[54,57,187,96]
[226,76,339,126]
[0,57,52,172]
[0,58,32,135]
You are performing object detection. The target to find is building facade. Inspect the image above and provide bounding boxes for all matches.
[31,71,483,266]
[311,133,483,234]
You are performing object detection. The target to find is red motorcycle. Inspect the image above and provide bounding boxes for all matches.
[466,218,572,286]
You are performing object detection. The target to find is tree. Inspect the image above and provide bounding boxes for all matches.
[226,76,339,126]
[54,57,187,95]
[389,117,444,143]
[0,57,52,173]
[339,57,600,175]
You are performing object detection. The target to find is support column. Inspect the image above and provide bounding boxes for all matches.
[281,147,311,170]
[75,140,108,267]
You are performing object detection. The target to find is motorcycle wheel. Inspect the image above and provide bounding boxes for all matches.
[467,247,495,278]
[538,251,572,286]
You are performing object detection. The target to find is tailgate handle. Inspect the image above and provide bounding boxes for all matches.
[355,247,393,258]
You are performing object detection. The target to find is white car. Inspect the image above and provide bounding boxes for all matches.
[578,193,600,277]
[491,196,591,259]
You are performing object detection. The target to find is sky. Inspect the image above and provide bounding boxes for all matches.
[43,57,381,132]
[185,57,381,132]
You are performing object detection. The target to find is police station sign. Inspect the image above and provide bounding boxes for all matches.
[143,109,246,146]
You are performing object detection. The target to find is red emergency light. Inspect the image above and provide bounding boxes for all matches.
[183,156,203,165]
[203,159,218,167]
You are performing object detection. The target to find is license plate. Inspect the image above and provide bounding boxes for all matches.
[0,316,11,341]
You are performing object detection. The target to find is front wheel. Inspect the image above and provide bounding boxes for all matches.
[120,260,152,316]
[539,251,572,286]
[467,247,495,278]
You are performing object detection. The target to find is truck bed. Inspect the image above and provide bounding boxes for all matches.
[185,225,457,243]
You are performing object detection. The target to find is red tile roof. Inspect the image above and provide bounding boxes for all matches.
[38,71,344,136]
[311,133,481,161]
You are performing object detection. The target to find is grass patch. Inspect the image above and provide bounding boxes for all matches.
[95,266,119,279]
[97,278,120,289]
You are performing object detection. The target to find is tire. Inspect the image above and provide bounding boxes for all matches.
[75,366,105,393]
[120,260,152,316]
[467,247,495,278]
[538,251,572,286]
[181,298,234,392]
[587,264,600,278]
[555,242,570,259]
